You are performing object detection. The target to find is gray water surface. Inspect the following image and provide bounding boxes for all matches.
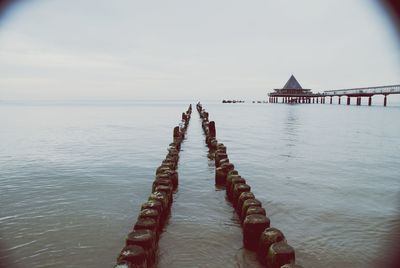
[1,101,399,267]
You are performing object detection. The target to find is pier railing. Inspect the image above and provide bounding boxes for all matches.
[322,84,400,96]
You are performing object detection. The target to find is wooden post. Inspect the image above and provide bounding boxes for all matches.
[384,95,387,106]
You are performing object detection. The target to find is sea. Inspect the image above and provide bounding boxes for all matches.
[1,100,399,268]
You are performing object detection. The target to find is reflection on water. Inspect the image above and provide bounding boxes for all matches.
[282,107,299,159]
[1,101,399,268]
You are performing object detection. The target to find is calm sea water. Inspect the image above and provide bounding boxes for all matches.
[1,100,399,268]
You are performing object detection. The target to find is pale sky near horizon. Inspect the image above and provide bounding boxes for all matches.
[0,0,399,101]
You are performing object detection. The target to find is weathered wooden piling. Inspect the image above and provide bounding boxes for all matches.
[148,191,169,211]
[228,177,246,201]
[245,206,266,218]
[134,218,158,240]
[232,183,251,208]
[257,227,286,265]
[115,104,192,267]
[240,198,262,221]
[243,214,270,250]
[116,245,147,268]
[138,209,161,230]
[215,162,234,185]
[237,192,255,217]
[266,241,295,268]
[141,201,164,224]
[196,103,303,268]
[126,229,156,266]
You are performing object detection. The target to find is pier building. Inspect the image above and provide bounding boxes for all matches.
[268,75,318,104]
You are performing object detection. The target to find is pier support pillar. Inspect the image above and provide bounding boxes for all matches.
[316,97,319,104]
[347,96,350,105]
[330,97,332,104]
[356,97,360,106]
[338,97,341,105]
[368,96,372,106]
[384,95,387,106]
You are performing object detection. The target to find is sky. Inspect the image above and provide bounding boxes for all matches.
[0,0,399,101]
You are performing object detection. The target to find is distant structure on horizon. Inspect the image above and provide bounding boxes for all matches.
[268,75,318,103]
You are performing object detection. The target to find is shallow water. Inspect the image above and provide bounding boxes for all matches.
[1,101,399,267]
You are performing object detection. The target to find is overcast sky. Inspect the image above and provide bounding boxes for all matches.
[0,0,399,101]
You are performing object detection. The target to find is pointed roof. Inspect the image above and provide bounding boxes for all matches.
[283,75,302,89]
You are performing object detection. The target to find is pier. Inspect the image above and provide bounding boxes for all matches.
[322,85,400,106]
[268,76,400,106]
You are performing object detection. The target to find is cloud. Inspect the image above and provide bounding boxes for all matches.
[0,1,399,100]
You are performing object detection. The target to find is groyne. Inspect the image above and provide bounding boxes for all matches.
[196,102,303,268]
[113,104,192,268]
